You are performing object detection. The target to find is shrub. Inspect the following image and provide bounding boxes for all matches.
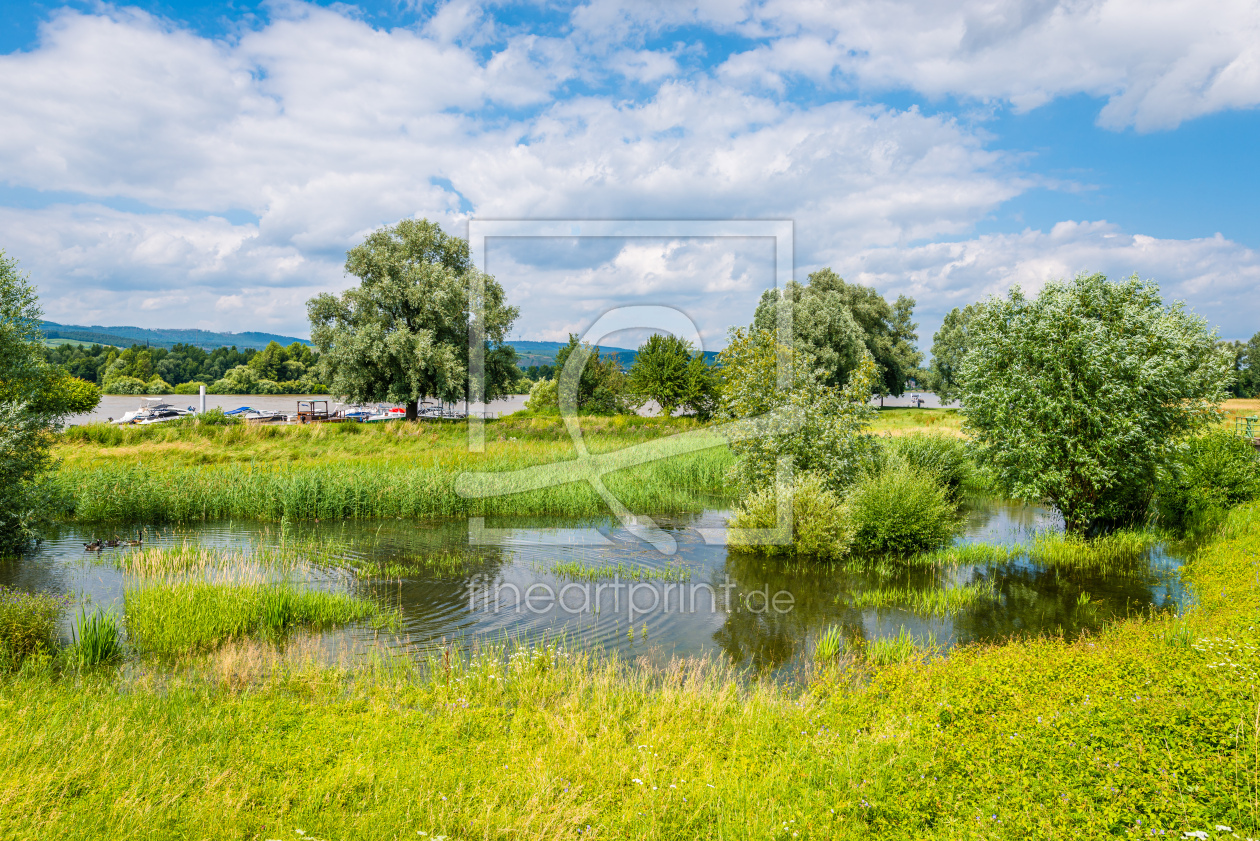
[524,378,558,413]
[847,463,957,554]
[1157,431,1260,534]
[0,587,68,670]
[884,433,976,498]
[173,381,207,395]
[729,471,852,559]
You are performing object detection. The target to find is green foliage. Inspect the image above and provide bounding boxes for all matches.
[753,268,919,396]
[1157,431,1260,534]
[883,433,977,498]
[927,303,981,403]
[0,587,67,670]
[719,326,879,495]
[554,334,636,415]
[308,218,519,416]
[1,250,96,550]
[70,609,124,668]
[523,377,558,414]
[847,464,958,554]
[125,581,385,653]
[626,333,719,419]
[729,472,853,559]
[960,272,1231,534]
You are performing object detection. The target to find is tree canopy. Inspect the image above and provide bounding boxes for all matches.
[927,303,983,404]
[959,273,1231,535]
[626,333,719,419]
[307,219,518,419]
[753,269,919,397]
[1,251,101,550]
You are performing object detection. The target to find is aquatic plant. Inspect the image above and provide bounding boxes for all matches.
[1029,529,1156,571]
[814,624,844,661]
[903,542,1023,568]
[862,625,938,666]
[846,579,997,617]
[547,560,691,582]
[125,581,390,653]
[70,608,124,667]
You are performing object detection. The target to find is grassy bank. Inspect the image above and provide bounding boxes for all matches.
[3,504,1260,838]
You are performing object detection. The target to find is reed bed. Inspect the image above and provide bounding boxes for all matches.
[345,550,491,579]
[845,579,998,616]
[58,447,733,524]
[547,560,692,582]
[1028,529,1158,572]
[125,580,390,653]
[904,541,1025,568]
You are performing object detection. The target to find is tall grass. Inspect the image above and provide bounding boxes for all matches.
[125,581,390,653]
[0,587,68,670]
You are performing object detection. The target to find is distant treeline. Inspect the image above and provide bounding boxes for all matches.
[43,341,328,395]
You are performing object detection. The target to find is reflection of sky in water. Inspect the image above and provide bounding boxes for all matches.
[0,499,1192,671]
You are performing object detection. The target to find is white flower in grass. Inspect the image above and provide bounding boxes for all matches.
[1184,832,1208,840]
[1216,828,1233,833]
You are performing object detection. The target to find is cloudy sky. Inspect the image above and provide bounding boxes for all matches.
[2,0,1259,352]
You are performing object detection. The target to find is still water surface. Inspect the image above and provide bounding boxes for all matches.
[0,498,1190,670]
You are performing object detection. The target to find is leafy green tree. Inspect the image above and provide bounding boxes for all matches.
[959,273,1231,534]
[753,269,915,398]
[307,219,519,419]
[928,303,982,404]
[627,333,719,418]
[719,326,879,495]
[1242,332,1260,398]
[1,251,101,551]
[553,334,636,415]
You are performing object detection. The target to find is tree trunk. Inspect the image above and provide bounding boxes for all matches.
[406,399,417,422]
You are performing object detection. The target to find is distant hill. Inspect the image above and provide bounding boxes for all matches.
[508,340,719,368]
[38,323,720,365]
[40,321,311,351]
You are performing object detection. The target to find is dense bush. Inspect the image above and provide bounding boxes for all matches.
[729,472,852,559]
[848,462,958,554]
[884,433,976,498]
[1157,431,1260,534]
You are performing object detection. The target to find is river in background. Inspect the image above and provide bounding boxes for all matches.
[0,498,1190,671]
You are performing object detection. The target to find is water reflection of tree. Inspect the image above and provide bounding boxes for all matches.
[951,560,1174,644]
[713,545,1182,669]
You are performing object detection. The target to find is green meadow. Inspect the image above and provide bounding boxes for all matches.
[1,502,1258,838]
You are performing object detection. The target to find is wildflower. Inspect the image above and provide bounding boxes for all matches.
[1216,828,1233,833]
[1183,832,1209,840]
[633,779,643,785]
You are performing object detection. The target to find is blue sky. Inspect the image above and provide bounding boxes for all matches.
[2,0,1258,350]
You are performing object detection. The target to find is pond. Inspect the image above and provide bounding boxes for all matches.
[1,498,1191,671]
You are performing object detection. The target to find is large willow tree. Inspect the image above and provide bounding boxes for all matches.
[307,219,519,419]
[959,273,1231,535]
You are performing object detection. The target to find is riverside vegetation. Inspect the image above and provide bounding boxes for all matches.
[1,502,1260,838]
